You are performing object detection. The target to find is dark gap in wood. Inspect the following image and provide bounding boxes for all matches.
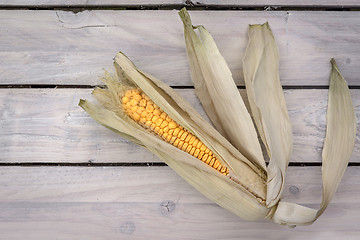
[0,84,96,89]
[0,162,358,167]
[0,162,168,167]
[2,85,360,90]
[0,5,358,12]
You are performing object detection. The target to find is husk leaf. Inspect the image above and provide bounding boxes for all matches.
[271,59,356,226]
[179,8,266,172]
[243,22,293,207]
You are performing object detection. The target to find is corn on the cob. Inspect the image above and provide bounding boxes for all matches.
[122,88,230,175]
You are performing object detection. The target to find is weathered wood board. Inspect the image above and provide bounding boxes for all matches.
[0,2,359,239]
[0,166,358,204]
[1,11,360,86]
[0,167,359,239]
[1,0,359,7]
[0,89,359,163]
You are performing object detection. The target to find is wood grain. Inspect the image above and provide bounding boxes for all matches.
[0,166,359,239]
[202,0,360,7]
[1,0,359,7]
[0,0,183,6]
[0,166,358,204]
[0,89,359,163]
[1,11,360,86]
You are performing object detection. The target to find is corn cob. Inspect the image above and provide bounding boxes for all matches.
[122,88,230,175]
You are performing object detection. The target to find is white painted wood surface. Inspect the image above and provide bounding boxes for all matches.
[1,10,360,86]
[1,89,359,163]
[0,166,359,239]
[1,0,359,7]
[202,0,360,7]
[0,3,359,239]
[0,0,183,6]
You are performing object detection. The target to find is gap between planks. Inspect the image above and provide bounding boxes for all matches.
[1,0,360,9]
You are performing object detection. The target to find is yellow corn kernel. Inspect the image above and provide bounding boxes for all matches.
[194,149,200,158]
[186,144,192,153]
[145,121,152,128]
[165,116,172,122]
[160,112,167,119]
[139,99,147,107]
[180,131,188,141]
[146,113,153,121]
[125,102,131,109]
[152,115,159,123]
[209,157,215,167]
[173,138,180,147]
[213,159,220,169]
[189,147,195,155]
[156,118,163,127]
[154,126,160,134]
[202,153,209,162]
[189,136,196,145]
[141,111,148,118]
[160,121,168,129]
[178,140,185,149]
[177,129,185,138]
[185,134,192,143]
[132,113,140,122]
[122,96,129,104]
[133,94,142,101]
[139,118,146,125]
[146,105,154,113]
[173,128,180,136]
[169,136,177,144]
[182,142,188,151]
[192,139,199,147]
[162,132,168,140]
[169,121,177,129]
[166,134,172,142]
[130,99,138,106]
[153,109,161,116]
[136,106,145,114]
[131,106,138,113]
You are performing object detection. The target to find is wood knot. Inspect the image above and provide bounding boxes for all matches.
[289,185,300,195]
[160,200,176,213]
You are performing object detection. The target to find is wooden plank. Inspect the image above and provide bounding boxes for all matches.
[0,89,359,163]
[0,166,358,204]
[202,0,360,7]
[0,0,183,7]
[0,166,359,239]
[0,202,358,240]
[1,10,360,86]
[1,0,359,7]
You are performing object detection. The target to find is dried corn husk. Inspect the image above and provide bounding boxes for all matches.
[271,58,356,226]
[80,8,356,226]
[179,9,266,172]
[80,52,269,221]
[243,22,292,208]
